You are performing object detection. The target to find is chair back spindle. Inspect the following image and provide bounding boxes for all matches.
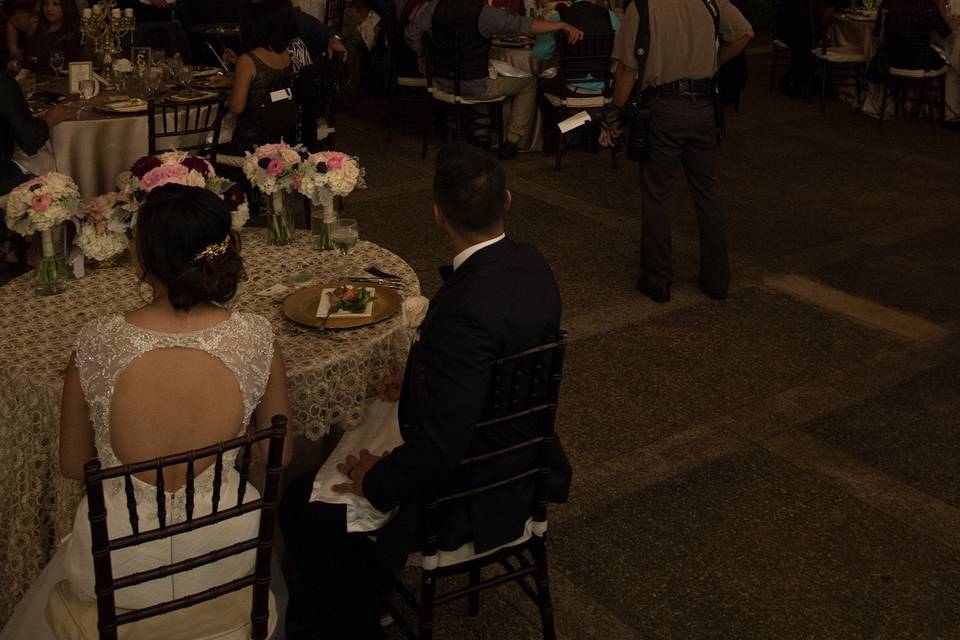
[147,96,227,163]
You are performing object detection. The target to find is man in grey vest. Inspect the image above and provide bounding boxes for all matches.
[406,0,584,159]
[611,0,752,302]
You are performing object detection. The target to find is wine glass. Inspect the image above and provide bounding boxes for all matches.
[332,218,359,256]
[49,51,64,77]
[78,78,96,117]
[112,67,129,92]
[19,74,36,100]
[176,65,194,90]
[144,67,163,99]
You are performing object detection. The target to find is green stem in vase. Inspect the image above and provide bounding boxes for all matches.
[268,191,292,246]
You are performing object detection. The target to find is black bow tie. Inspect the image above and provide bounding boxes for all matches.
[438,264,454,282]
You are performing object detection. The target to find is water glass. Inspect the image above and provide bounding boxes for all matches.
[18,74,36,99]
[112,68,129,91]
[177,65,194,89]
[332,218,359,256]
[78,78,96,117]
[144,67,163,98]
[49,51,64,76]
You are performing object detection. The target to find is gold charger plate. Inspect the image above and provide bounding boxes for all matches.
[282,283,402,329]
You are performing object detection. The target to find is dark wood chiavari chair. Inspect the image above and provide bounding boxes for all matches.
[324,0,347,36]
[47,417,287,640]
[386,333,567,640]
[147,94,228,163]
[769,25,792,91]
[543,32,617,171]
[421,33,505,160]
[812,16,867,113]
[876,9,948,131]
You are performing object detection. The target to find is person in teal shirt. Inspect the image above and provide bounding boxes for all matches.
[532,0,620,93]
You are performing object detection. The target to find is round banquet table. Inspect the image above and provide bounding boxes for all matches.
[15,77,234,199]
[829,13,960,122]
[0,230,420,625]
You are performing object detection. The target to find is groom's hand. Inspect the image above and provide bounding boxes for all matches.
[333,449,384,497]
[378,370,403,402]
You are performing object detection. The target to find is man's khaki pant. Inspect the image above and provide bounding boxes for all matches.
[483,75,537,144]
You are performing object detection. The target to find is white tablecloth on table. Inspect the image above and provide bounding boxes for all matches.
[829,15,960,122]
[0,230,420,626]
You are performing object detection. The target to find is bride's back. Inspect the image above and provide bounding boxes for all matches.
[111,340,246,490]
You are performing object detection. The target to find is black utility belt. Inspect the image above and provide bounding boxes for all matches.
[648,78,715,97]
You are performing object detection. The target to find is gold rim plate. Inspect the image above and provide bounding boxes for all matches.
[281,283,402,329]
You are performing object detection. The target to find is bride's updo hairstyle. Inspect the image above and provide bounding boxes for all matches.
[136,184,245,312]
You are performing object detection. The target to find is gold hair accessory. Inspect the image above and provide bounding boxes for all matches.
[193,236,230,262]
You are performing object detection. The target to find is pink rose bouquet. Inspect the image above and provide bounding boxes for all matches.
[5,172,80,236]
[242,141,305,195]
[74,192,129,262]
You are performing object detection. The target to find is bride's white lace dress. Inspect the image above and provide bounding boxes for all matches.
[0,312,275,639]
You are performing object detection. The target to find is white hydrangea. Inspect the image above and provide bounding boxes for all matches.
[75,224,128,261]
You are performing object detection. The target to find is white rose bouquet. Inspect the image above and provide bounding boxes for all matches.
[4,172,81,294]
[242,142,305,245]
[74,192,128,262]
[297,151,366,250]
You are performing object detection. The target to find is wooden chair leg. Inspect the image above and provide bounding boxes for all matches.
[855,65,863,107]
[820,61,828,113]
[530,540,557,640]
[421,98,432,159]
[495,103,504,153]
[468,567,481,617]
[419,570,437,640]
[769,46,777,91]
[555,130,564,171]
[878,81,888,129]
[387,93,396,143]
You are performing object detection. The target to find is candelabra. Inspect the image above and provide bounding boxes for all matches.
[80,1,136,70]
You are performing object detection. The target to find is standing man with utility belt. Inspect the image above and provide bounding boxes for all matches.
[611,0,752,303]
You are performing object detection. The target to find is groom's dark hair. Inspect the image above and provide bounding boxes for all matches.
[433,142,507,234]
[137,185,245,312]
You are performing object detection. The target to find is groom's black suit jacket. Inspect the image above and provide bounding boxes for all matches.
[362,237,569,569]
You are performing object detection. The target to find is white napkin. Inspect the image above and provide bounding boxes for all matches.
[490,59,532,78]
[401,295,429,329]
[358,11,381,51]
[558,110,591,133]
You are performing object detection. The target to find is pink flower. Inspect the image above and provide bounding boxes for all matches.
[267,158,284,177]
[96,223,107,233]
[291,174,302,190]
[326,154,344,170]
[141,164,190,191]
[31,193,52,212]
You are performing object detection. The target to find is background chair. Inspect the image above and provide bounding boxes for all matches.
[46,418,287,640]
[147,95,227,163]
[385,333,568,640]
[387,74,429,144]
[324,0,347,36]
[541,32,617,171]
[421,34,505,159]
[769,27,792,91]
[811,17,866,113]
[877,10,948,130]
[292,56,342,152]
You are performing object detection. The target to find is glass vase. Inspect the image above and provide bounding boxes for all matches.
[34,226,66,296]
[267,191,295,246]
[310,189,338,251]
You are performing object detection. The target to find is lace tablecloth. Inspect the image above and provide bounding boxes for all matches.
[0,230,420,625]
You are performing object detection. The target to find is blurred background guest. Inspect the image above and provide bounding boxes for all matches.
[874,0,954,70]
[393,0,429,79]
[775,0,842,98]
[3,0,36,66]
[21,0,82,74]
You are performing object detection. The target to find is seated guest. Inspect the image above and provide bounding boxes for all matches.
[775,0,842,97]
[0,185,292,638]
[214,0,297,152]
[4,0,36,66]
[22,0,83,74]
[533,0,619,94]
[405,0,585,159]
[0,57,70,195]
[395,0,430,79]
[874,0,953,70]
[280,142,569,639]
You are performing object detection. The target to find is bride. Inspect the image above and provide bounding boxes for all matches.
[1,184,292,638]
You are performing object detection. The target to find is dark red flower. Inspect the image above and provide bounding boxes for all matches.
[258,157,271,169]
[134,189,146,202]
[315,161,327,174]
[130,155,161,179]
[180,155,211,177]
[223,183,246,211]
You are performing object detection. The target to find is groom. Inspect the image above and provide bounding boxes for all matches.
[280,142,568,639]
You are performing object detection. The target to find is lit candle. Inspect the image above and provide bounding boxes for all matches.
[124,7,134,17]
[111,7,121,17]
[82,7,92,17]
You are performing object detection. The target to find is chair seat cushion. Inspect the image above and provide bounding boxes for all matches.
[812,46,866,63]
[889,66,948,79]
[407,518,546,570]
[397,76,427,88]
[543,93,610,108]
[46,580,277,640]
[773,39,790,50]
[431,87,507,105]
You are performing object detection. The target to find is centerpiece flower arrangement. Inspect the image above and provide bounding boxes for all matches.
[242,142,304,246]
[73,192,128,264]
[296,151,366,250]
[116,151,250,230]
[4,172,80,295]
